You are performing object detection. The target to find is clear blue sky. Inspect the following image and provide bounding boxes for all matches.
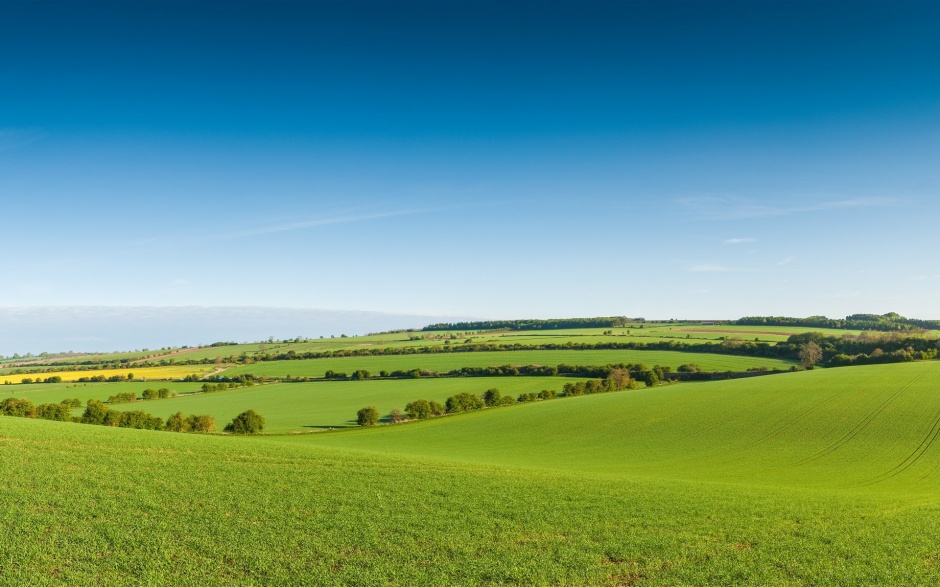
[1,0,938,328]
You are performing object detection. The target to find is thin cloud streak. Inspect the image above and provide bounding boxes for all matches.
[0,128,44,149]
[677,196,900,220]
[724,237,756,245]
[220,209,426,240]
[690,264,736,273]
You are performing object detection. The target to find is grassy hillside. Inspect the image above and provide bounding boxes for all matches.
[3,415,940,586]
[6,361,940,584]
[291,362,940,491]
[106,377,575,432]
[224,349,796,378]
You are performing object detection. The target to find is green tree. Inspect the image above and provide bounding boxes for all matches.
[1,397,36,418]
[165,411,191,432]
[81,400,109,425]
[428,401,446,416]
[357,406,380,426]
[225,409,265,434]
[445,393,484,413]
[187,414,217,433]
[405,399,432,419]
[482,388,502,407]
[36,403,72,421]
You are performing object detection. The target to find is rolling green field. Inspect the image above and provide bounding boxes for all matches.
[290,362,940,489]
[105,377,577,432]
[2,322,878,371]
[223,349,796,378]
[4,362,940,585]
[1,380,206,406]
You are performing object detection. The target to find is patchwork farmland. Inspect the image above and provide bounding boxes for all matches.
[3,317,940,585]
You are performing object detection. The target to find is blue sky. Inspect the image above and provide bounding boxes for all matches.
[1,0,938,346]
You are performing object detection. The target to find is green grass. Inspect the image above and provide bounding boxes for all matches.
[105,377,575,432]
[4,322,888,371]
[223,349,796,379]
[5,372,940,585]
[1,380,205,406]
[7,360,940,584]
[290,362,940,491]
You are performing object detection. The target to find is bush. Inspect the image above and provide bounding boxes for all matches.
[62,398,82,408]
[141,388,158,400]
[1,397,36,418]
[165,411,190,432]
[81,400,109,425]
[428,401,446,416]
[107,410,164,430]
[186,414,217,433]
[482,388,502,407]
[36,403,72,422]
[350,369,371,380]
[225,409,265,434]
[389,408,405,423]
[405,399,432,420]
[157,388,171,399]
[539,389,557,400]
[445,393,484,413]
[107,392,137,404]
[357,406,380,426]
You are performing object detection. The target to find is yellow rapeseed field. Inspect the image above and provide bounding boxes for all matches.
[1,364,220,385]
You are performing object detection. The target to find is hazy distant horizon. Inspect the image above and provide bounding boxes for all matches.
[3,305,936,358]
[0,306,476,357]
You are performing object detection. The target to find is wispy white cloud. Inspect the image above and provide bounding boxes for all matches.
[723,237,756,245]
[777,257,794,266]
[220,209,425,240]
[677,196,900,220]
[690,264,736,273]
[0,128,44,149]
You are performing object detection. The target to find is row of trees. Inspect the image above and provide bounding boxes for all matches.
[422,316,634,331]
[0,396,264,435]
[781,332,940,367]
[357,369,643,426]
[737,312,940,332]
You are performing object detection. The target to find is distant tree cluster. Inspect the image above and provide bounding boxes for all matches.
[356,370,647,427]
[224,409,265,434]
[422,317,633,332]
[778,332,940,367]
[737,312,940,332]
[0,396,235,434]
[563,369,641,396]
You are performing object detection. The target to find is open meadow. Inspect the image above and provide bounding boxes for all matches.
[4,361,940,584]
[223,348,796,379]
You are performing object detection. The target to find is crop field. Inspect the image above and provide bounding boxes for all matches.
[4,362,940,585]
[105,376,577,432]
[223,349,796,379]
[0,380,206,406]
[2,322,873,370]
[292,362,940,488]
[0,364,218,385]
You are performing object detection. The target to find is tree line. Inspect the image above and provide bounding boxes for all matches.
[736,312,940,332]
[356,369,644,426]
[0,396,265,435]
[422,316,635,332]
